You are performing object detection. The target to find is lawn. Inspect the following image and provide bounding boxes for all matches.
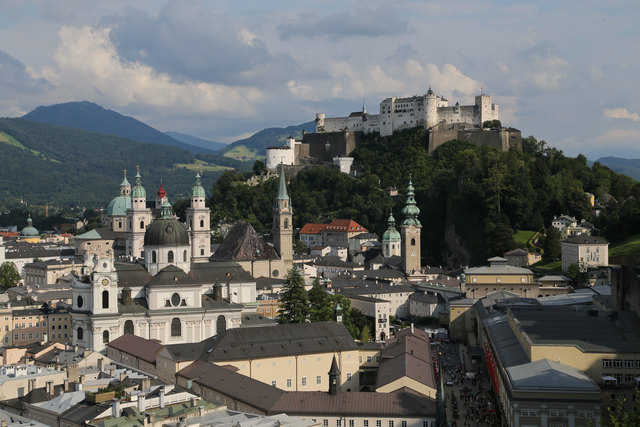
[533,260,561,271]
[223,145,264,161]
[514,230,536,246]
[175,160,233,172]
[609,234,640,258]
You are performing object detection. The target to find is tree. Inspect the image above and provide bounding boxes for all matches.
[606,388,640,426]
[308,278,331,322]
[541,227,561,262]
[253,160,266,176]
[277,267,310,324]
[0,262,21,290]
[360,325,371,342]
[566,263,589,287]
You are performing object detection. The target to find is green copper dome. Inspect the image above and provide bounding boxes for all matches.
[144,202,189,247]
[106,196,131,216]
[20,216,39,237]
[131,169,146,198]
[382,211,401,241]
[192,171,206,198]
[402,178,422,227]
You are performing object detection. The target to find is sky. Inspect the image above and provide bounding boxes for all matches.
[0,0,639,158]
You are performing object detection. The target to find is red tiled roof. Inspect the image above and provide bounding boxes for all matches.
[299,223,328,235]
[106,333,163,364]
[326,219,368,233]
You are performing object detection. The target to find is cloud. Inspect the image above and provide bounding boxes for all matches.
[405,61,480,98]
[100,2,297,85]
[603,107,640,122]
[0,49,54,117]
[277,6,408,40]
[287,80,314,99]
[594,128,640,143]
[37,25,262,116]
[328,62,404,98]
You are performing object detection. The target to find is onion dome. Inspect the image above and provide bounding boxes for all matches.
[157,182,166,199]
[131,167,146,198]
[192,171,206,198]
[402,178,422,227]
[382,210,401,242]
[143,201,189,246]
[20,215,39,237]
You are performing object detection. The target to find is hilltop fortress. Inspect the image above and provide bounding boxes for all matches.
[265,88,521,170]
[316,88,499,136]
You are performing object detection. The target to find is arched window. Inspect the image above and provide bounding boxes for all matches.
[124,320,134,335]
[102,290,109,309]
[411,238,416,246]
[77,327,83,340]
[140,220,145,230]
[183,250,187,262]
[168,251,174,263]
[200,219,204,227]
[77,295,83,308]
[171,318,181,337]
[103,330,109,343]
[217,315,226,333]
[284,219,289,229]
[152,251,157,263]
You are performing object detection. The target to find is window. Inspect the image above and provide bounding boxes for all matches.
[337,421,341,427]
[168,251,174,263]
[603,359,612,368]
[364,421,368,427]
[317,376,322,384]
[102,330,109,343]
[626,360,634,369]
[200,249,205,256]
[411,238,416,246]
[349,421,354,427]
[323,421,328,427]
[124,320,134,335]
[287,379,292,388]
[389,422,393,427]
[152,251,157,263]
[77,295,83,308]
[21,333,25,340]
[14,334,18,341]
[77,327,83,340]
[28,333,33,339]
[217,315,226,333]
[367,356,372,363]
[401,422,406,427]
[171,318,181,337]
[302,377,307,386]
[171,293,181,307]
[347,373,352,382]
[140,220,144,230]
[272,380,277,387]
[376,421,382,427]
[376,356,380,363]
[200,219,204,227]
[102,290,109,309]
[183,250,187,262]
[614,360,624,368]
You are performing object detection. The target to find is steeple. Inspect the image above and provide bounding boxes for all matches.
[401,176,422,274]
[382,208,401,258]
[328,355,341,395]
[192,169,206,199]
[272,164,293,264]
[186,168,211,262]
[131,166,147,199]
[126,165,153,259]
[120,170,131,197]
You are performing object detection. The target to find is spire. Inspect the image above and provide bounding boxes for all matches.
[160,201,173,219]
[192,168,206,198]
[402,176,421,227]
[387,208,396,228]
[362,99,366,114]
[131,166,147,198]
[328,355,340,395]
[120,170,130,187]
[157,181,166,199]
[275,164,289,202]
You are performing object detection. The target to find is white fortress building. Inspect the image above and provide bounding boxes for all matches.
[316,88,499,136]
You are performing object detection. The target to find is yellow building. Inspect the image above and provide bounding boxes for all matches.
[463,257,550,298]
[0,307,12,347]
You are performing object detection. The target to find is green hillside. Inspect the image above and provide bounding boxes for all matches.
[220,121,315,160]
[0,118,224,208]
[210,129,640,266]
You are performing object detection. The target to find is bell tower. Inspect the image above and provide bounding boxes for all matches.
[273,164,293,262]
[401,177,422,274]
[186,169,211,262]
[126,166,153,259]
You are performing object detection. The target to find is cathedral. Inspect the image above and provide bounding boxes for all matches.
[71,166,293,351]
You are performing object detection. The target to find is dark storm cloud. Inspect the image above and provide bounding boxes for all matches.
[99,1,297,85]
[277,6,409,40]
[0,50,50,94]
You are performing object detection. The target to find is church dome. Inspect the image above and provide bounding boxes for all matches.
[382,228,401,242]
[20,217,39,237]
[143,202,189,247]
[192,171,206,198]
[106,195,131,216]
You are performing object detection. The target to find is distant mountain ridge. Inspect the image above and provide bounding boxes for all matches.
[220,121,316,159]
[23,101,218,155]
[165,131,227,152]
[594,156,640,181]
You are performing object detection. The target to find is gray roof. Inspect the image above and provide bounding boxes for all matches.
[210,222,279,262]
[376,331,435,391]
[509,307,640,353]
[106,333,163,364]
[144,217,190,246]
[562,234,608,245]
[484,315,529,368]
[164,322,358,363]
[465,264,533,276]
[408,292,443,304]
[506,359,600,392]
[146,265,202,288]
[31,391,86,414]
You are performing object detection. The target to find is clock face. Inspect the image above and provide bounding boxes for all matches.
[102,278,109,286]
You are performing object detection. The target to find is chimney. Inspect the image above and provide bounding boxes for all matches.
[63,378,69,391]
[67,363,79,382]
[74,344,79,352]
[28,378,36,392]
[43,332,48,343]
[137,394,146,411]
[122,288,132,306]
[411,323,414,334]
[46,381,53,395]
[120,371,127,381]
[112,399,121,418]
[191,396,198,407]
[143,414,153,426]
[83,348,90,358]
[213,283,222,301]
[79,375,85,384]
[98,358,104,371]
[141,378,150,391]
[110,368,115,378]
[159,386,166,408]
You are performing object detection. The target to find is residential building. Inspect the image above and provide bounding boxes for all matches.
[561,234,609,272]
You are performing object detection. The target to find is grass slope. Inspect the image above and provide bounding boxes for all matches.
[609,234,640,258]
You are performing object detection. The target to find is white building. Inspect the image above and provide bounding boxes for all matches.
[316,89,499,137]
[265,137,298,170]
[561,234,609,272]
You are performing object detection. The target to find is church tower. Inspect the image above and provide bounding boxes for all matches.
[126,166,153,259]
[186,170,211,262]
[401,178,422,274]
[272,164,293,262]
[382,209,401,258]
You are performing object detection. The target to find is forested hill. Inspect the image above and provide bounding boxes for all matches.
[210,128,640,266]
[0,118,223,208]
[22,101,218,155]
